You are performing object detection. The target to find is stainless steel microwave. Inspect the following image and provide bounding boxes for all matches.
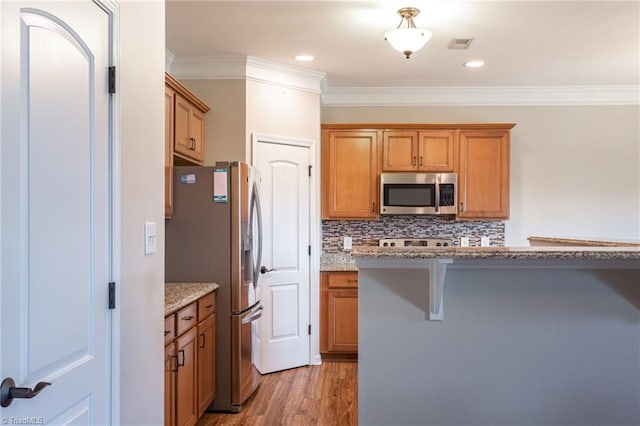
[380,172,457,215]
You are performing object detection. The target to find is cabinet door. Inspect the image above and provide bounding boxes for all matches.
[165,86,175,218]
[165,344,176,426]
[458,130,510,219]
[188,108,205,164]
[417,130,455,172]
[326,288,358,352]
[322,130,378,219]
[176,328,198,426]
[197,314,216,417]
[382,131,417,171]
[173,94,192,160]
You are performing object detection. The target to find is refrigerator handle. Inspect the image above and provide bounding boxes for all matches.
[241,305,263,324]
[252,180,263,289]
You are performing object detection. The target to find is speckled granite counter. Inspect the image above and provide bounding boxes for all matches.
[528,235,640,247]
[352,245,640,261]
[165,282,219,316]
[320,252,358,271]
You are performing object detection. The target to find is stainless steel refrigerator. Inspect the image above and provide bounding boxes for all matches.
[165,161,263,412]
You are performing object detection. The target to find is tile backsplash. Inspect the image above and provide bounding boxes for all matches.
[322,216,505,252]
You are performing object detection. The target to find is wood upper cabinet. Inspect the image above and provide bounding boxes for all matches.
[382,130,455,172]
[458,129,510,219]
[165,73,209,167]
[321,129,378,219]
[320,272,358,355]
[165,85,175,219]
[174,94,205,164]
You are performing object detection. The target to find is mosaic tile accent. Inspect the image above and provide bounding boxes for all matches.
[322,216,505,253]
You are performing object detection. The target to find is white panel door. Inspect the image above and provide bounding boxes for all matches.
[1,1,113,422]
[253,140,310,374]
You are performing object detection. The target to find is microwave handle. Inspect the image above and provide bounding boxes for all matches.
[434,176,440,213]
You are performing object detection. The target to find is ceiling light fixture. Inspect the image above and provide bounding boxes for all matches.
[294,55,314,62]
[384,7,432,59]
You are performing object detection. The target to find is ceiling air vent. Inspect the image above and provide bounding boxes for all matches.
[448,38,474,49]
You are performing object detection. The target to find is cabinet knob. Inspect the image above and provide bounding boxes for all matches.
[419,156,423,167]
[182,315,194,322]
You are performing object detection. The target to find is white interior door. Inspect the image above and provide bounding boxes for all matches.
[1,1,113,422]
[252,138,311,374]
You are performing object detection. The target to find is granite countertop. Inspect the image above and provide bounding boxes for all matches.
[351,245,640,261]
[320,252,358,271]
[165,282,219,316]
[528,236,640,247]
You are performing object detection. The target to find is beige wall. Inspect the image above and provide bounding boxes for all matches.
[322,105,640,245]
[246,80,321,161]
[180,79,246,165]
[119,2,165,424]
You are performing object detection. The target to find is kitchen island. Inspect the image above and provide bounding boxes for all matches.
[353,245,640,425]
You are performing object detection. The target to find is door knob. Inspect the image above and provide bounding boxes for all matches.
[260,266,276,274]
[1,377,51,407]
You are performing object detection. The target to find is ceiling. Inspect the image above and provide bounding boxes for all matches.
[166,1,640,90]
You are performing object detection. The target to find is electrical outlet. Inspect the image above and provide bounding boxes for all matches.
[481,236,490,247]
[343,236,353,251]
[460,237,470,247]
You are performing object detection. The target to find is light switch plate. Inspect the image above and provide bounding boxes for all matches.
[145,222,157,255]
[481,236,490,247]
[460,237,470,247]
[343,236,353,251]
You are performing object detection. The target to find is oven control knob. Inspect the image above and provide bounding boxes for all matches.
[443,242,449,246]
[390,242,396,247]
[436,242,442,246]
[382,242,388,247]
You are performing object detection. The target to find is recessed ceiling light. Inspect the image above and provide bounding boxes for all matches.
[294,55,314,62]
[463,60,485,68]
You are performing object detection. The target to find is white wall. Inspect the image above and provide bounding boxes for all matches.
[322,106,640,245]
[118,2,165,424]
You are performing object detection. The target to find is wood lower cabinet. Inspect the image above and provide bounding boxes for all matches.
[458,129,510,219]
[196,298,216,416]
[165,291,216,426]
[321,272,358,356]
[382,130,456,172]
[321,129,379,219]
[176,327,198,426]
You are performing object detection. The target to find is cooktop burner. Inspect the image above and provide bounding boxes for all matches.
[378,238,453,248]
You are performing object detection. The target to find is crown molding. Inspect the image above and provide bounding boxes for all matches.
[321,85,640,106]
[165,49,175,73]
[168,54,326,94]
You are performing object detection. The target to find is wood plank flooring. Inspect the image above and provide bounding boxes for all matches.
[197,361,357,426]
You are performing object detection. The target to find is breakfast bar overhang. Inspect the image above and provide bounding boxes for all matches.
[353,246,640,425]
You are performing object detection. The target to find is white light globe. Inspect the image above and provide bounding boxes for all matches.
[385,28,432,58]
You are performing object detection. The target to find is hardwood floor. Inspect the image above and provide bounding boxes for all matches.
[197,361,357,426]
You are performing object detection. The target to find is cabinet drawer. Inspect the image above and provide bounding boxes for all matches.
[327,272,358,289]
[176,302,197,336]
[198,292,216,320]
[164,314,176,345]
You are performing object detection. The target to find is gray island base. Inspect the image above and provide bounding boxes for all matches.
[354,246,640,426]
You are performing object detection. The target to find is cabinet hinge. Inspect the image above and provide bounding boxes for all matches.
[308,324,311,335]
[108,66,116,94]
[308,165,312,177]
[308,245,311,256]
[108,282,116,309]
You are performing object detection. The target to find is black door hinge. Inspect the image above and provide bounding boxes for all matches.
[108,282,116,309]
[308,165,312,177]
[108,66,116,94]
[308,324,311,335]
[308,245,311,256]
